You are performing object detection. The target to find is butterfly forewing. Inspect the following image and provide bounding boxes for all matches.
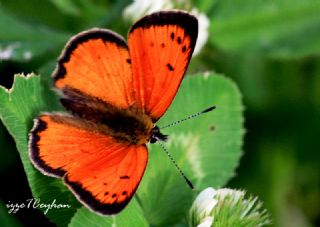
[53,29,135,109]
[128,11,198,121]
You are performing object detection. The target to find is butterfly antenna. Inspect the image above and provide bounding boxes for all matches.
[158,141,194,189]
[160,106,216,129]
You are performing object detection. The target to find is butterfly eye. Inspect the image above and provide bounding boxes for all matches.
[150,126,168,143]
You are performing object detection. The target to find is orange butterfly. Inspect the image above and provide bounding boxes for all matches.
[28,11,198,215]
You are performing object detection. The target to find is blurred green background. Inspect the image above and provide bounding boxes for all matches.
[0,0,319,226]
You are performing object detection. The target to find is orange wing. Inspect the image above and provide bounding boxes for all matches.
[53,29,135,109]
[28,114,148,215]
[128,11,198,121]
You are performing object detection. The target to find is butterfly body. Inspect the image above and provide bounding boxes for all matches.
[59,88,155,145]
[29,11,198,215]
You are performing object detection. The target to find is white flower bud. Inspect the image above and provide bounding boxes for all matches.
[190,9,209,56]
[189,187,271,227]
[189,187,216,227]
[123,0,173,22]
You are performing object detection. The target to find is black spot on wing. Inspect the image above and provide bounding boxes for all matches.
[122,191,127,195]
[120,175,130,179]
[170,32,175,40]
[161,43,165,48]
[126,58,131,64]
[182,45,187,53]
[112,193,117,198]
[166,63,174,71]
[177,36,182,44]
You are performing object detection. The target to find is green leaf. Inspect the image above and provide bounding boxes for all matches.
[0,74,79,226]
[0,0,76,31]
[0,8,69,61]
[211,0,320,58]
[137,73,244,226]
[49,0,82,16]
[69,198,148,227]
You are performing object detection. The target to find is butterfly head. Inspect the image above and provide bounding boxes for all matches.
[150,125,168,143]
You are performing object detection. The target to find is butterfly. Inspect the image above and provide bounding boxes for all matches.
[28,10,198,215]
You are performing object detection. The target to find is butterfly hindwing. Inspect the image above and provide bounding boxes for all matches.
[29,114,148,215]
[53,29,135,109]
[128,11,198,121]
